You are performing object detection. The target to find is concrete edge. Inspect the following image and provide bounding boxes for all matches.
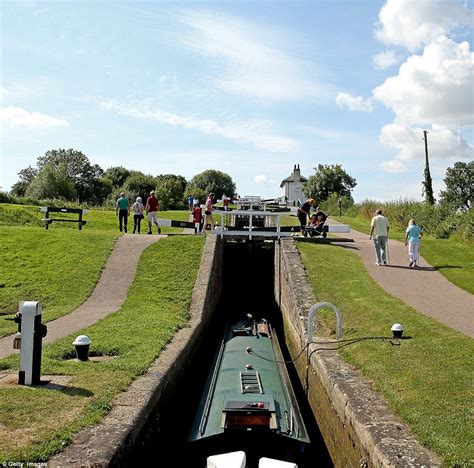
[49,235,223,467]
[277,238,441,467]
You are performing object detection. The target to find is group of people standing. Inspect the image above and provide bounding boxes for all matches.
[115,191,161,235]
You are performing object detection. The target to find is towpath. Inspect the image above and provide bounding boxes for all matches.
[327,219,474,338]
[0,234,164,359]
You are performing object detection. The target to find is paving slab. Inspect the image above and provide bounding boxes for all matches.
[328,219,474,338]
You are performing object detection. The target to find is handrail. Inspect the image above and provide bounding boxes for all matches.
[307,302,343,347]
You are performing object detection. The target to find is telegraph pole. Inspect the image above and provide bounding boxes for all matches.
[422,130,435,204]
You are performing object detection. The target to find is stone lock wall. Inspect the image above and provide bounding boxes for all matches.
[50,235,224,467]
[275,239,440,467]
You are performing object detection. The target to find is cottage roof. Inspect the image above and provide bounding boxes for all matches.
[279,172,307,188]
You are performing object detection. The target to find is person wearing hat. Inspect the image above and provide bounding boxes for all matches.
[132,196,145,234]
[203,192,215,233]
[146,190,161,234]
[115,192,130,233]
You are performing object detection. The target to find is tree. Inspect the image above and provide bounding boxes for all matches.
[25,162,76,201]
[122,172,157,201]
[439,161,473,211]
[36,149,106,203]
[186,169,236,201]
[10,166,38,197]
[104,166,131,189]
[303,164,356,203]
[155,174,187,210]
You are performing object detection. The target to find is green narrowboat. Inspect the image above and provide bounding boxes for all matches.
[189,316,310,463]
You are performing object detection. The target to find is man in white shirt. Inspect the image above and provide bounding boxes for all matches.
[369,209,390,265]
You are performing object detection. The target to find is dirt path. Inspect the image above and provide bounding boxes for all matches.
[328,219,474,338]
[0,234,164,360]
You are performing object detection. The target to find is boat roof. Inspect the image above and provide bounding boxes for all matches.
[190,320,309,444]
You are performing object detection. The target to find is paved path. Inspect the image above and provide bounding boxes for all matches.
[0,234,164,359]
[328,219,474,338]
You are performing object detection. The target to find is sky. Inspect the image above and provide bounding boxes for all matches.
[1,0,473,201]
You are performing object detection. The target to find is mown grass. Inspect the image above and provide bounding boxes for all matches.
[298,242,474,465]
[0,203,190,233]
[0,235,205,462]
[0,226,117,336]
[338,215,474,294]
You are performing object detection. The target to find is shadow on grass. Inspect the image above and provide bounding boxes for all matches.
[434,265,463,270]
[39,380,94,397]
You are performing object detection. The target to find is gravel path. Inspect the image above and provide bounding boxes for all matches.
[0,234,164,359]
[328,219,474,338]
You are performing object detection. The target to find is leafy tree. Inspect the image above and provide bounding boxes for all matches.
[303,164,356,203]
[25,162,76,200]
[186,169,236,201]
[37,148,107,203]
[155,174,187,210]
[10,166,38,197]
[439,161,473,211]
[122,172,157,201]
[104,166,131,189]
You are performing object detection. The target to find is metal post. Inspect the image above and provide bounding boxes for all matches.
[307,302,343,354]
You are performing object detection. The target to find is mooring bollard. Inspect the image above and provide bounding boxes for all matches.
[73,335,91,361]
[5,301,47,386]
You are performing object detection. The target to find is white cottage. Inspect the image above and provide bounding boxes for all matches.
[280,164,307,204]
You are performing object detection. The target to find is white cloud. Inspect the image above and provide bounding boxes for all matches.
[100,99,299,152]
[375,0,471,51]
[380,159,407,172]
[0,106,69,129]
[254,174,275,185]
[176,9,329,101]
[373,36,473,128]
[336,93,374,112]
[373,50,399,69]
[379,123,473,169]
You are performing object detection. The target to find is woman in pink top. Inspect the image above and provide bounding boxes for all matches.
[204,192,215,233]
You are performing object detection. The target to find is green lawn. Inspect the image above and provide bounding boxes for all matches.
[298,242,474,465]
[0,226,117,336]
[337,215,474,294]
[0,204,193,336]
[0,235,205,462]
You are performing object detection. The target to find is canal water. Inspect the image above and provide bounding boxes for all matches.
[127,241,333,467]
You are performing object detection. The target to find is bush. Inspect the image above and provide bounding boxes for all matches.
[349,199,472,243]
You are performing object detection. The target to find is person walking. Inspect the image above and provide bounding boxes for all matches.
[146,190,161,235]
[222,193,229,211]
[369,209,390,265]
[297,198,315,235]
[203,192,215,233]
[116,192,130,233]
[405,219,423,267]
[132,196,145,234]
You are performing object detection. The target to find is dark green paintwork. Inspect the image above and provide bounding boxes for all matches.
[189,320,309,444]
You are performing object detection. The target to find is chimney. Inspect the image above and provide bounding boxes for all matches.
[294,164,301,181]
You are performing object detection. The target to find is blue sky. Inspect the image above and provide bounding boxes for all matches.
[1,0,473,201]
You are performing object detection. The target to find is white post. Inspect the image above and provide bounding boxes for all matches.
[19,301,42,385]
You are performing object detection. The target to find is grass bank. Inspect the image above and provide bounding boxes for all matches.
[337,215,474,294]
[0,226,117,336]
[298,242,473,465]
[0,235,205,462]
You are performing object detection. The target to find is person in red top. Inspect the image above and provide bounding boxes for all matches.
[145,190,161,234]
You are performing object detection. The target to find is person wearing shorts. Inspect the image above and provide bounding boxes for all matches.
[297,198,315,235]
[146,191,161,234]
[204,192,215,233]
